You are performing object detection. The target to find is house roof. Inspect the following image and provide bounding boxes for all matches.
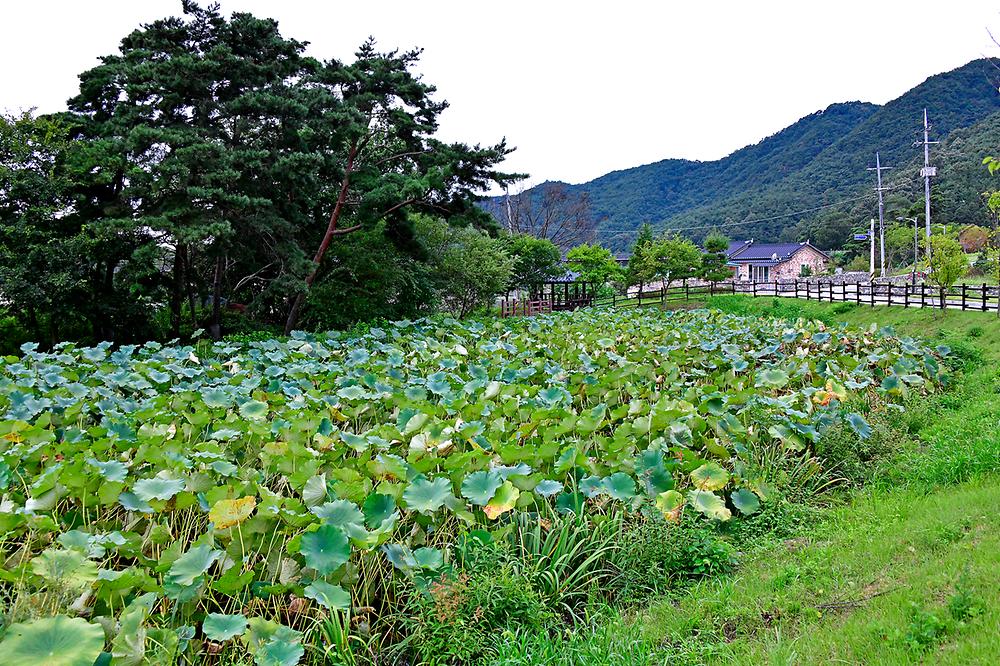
[727,240,829,263]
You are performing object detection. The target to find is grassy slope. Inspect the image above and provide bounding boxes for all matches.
[641,296,1000,665]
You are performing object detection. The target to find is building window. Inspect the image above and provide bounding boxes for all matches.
[752,265,770,282]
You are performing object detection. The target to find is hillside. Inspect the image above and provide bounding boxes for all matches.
[489,59,1000,251]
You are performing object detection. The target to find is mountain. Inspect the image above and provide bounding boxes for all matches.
[488,59,1000,251]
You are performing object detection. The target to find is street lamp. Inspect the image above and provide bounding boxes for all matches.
[897,216,919,285]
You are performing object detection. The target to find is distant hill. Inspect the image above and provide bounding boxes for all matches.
[487,59,1000,251]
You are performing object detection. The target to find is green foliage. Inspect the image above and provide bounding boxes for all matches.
[416,215,515,317]
[565,243,621,285]
[400,550,554,666]
[0,306,946,661]
[928,234,969,287]
[3,3,518,344]
[509,510,619,623]
[502,233,563,290]
[700,232,731,282]
[610,515,735,601]
[632,234,702,287]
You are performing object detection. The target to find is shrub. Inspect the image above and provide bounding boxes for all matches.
[610,514,736,602]
[966,325,984,338]
[399,548,553,665]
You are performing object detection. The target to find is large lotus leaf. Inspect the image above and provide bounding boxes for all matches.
[655,489,685,522]
[484,481,519,520]
[362,493,397,529]
[755,368,789,389]
[460,470,503,506]
[690,463,729,491]
[201,388,232,409]
[203,613,249,642]
[0,616,104,666]
[731,488,761,515]
[555,491,585,515]
[243,619,304,666]
[209,496,257,530]
[30,549,98,590]
[304,580,351,611]
[299,524,351,575]
[239,399,270,420]
[311,499,364,529]
[688,489,732,521]
[603,472,636,501]
[132,477,185,502]
[534,479,563,497]
[166,543,222,587]
[846,412,872,439]
[402,477,453,514]
[118,491,154,514]
[86,457,128,482]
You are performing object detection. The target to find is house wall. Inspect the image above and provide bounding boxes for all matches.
[773,246,827,279]
[735,246,828,281]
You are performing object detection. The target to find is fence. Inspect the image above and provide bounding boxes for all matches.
[589,279,1000,314]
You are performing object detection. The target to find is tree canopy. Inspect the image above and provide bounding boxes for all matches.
[0,2,519,348]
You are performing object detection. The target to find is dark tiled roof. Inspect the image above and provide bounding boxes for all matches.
[727,240,752,257]
[727,241,829,262]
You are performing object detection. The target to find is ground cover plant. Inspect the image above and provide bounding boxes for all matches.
[0,307,946,664]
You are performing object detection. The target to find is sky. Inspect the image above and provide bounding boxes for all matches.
[3,1,999,190]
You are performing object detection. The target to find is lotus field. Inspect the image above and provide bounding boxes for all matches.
[0,307,946,664]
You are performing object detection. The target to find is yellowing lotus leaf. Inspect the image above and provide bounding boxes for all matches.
[209,496,257,529]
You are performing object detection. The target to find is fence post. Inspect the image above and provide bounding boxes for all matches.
[904,284,909,308]
[871,281,875,308]
[710,281,715,297]
[753,281,757,298]
[961,284,967,311]
[920,284,925,308]
[685,280,689,300]
[939,286,945,310]
[983,284,988,312]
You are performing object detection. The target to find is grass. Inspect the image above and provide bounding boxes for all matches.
[643,478,1000,665]
[507,296,1000,665]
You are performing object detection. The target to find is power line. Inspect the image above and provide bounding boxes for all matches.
[598,192,874,239]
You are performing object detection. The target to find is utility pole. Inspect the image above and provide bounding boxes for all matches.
[915,108,938,264]
[867,152,892,278]
[898,216,919,285]
[869,218,876,274]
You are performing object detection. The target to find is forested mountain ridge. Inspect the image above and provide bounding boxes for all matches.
[489,59,1000,250]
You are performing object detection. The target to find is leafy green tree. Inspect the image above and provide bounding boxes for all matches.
[635,235,702,288]
[626,223,655,288]
[0,112,158,345]
[281,40,519,333]
[303,226,435,330]
[699,232,731,283]
[416,216,514,318]
[502,234,562,291]
[566,244,622,285]
[927,235,968,287]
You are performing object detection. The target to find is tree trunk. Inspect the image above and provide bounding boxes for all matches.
[183,246,199,332]
[210,254,223,340]
[170,243,185,338]
[284,144,359,334]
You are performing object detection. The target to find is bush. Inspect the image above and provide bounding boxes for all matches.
[400,544,553,665]
[610,514,736,602]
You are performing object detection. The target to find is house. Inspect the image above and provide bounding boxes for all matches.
[726,239,829,282]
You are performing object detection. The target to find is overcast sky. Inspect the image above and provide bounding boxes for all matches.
[3,1,999,189]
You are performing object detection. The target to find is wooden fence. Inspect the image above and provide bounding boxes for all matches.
[590,280,1000,314]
